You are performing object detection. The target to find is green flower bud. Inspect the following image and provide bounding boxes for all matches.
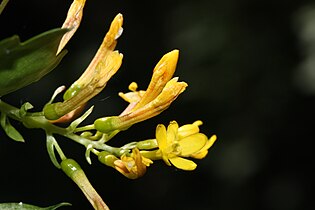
[136,139,158,150]
[60,158,82,178]
[94,116,125,133]
[98,151,118,167]
[43,103,62,120]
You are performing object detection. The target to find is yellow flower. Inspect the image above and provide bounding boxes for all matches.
[155,121,216,170]
[94,50,188,133]
[44,13,123,120]
[113,148,152,179]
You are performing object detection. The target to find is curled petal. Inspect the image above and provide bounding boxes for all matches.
[169,157,197,171]
[190,135,217,159]
[178,120,202,139]
[118,89,145,103]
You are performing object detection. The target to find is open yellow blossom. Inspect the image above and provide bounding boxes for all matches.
[154,121,216,170]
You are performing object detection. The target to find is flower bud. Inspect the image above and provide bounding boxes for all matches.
[132,50,179,110]
[98,151,118,167]
[94,78,187,133]
[44,14,124,120]
[136,139,158,150]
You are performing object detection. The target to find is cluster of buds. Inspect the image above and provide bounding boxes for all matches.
[39,0,216,179]
[0,1,218,209]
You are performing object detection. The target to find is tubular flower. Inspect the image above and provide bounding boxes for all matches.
[44,14,124,120]
[113,148,152,179]
[94,50,188,133]
[155,121,217,170]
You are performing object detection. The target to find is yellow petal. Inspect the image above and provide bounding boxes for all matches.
[166,121,178,145]
[95,50,123,87]
[118,90,145,103]
[190,150,208,159]
[178,123,200,139]
[133,50,179,110]
[169,157,197,170]
[190,135,217,159]
[151,78,187,110]
[142,156,153,167]
[205,135,217,150]
[193,120,203,127]
[179,133,208,156]
[162,155,172,166]
[156,124,167,150]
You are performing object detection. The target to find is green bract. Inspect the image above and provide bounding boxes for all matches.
[0,112,24,142]
[0,28,68,96]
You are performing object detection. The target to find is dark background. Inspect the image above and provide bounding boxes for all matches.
[0,0,313,209]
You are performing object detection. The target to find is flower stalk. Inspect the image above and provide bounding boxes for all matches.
[61,159,110,210]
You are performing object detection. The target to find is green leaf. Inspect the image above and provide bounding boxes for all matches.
[0,28,68,96]
[0,202,71,210]
[0,112,24,142]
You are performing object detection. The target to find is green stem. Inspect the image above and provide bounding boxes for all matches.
[61,159,110,210]
[0,99,21,121]
[0,100,123,156]
[0,99,114,210]
[74,124,95,132]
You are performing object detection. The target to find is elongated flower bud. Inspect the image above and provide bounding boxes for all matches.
[44,14,124,120]
[94,78,187,133]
